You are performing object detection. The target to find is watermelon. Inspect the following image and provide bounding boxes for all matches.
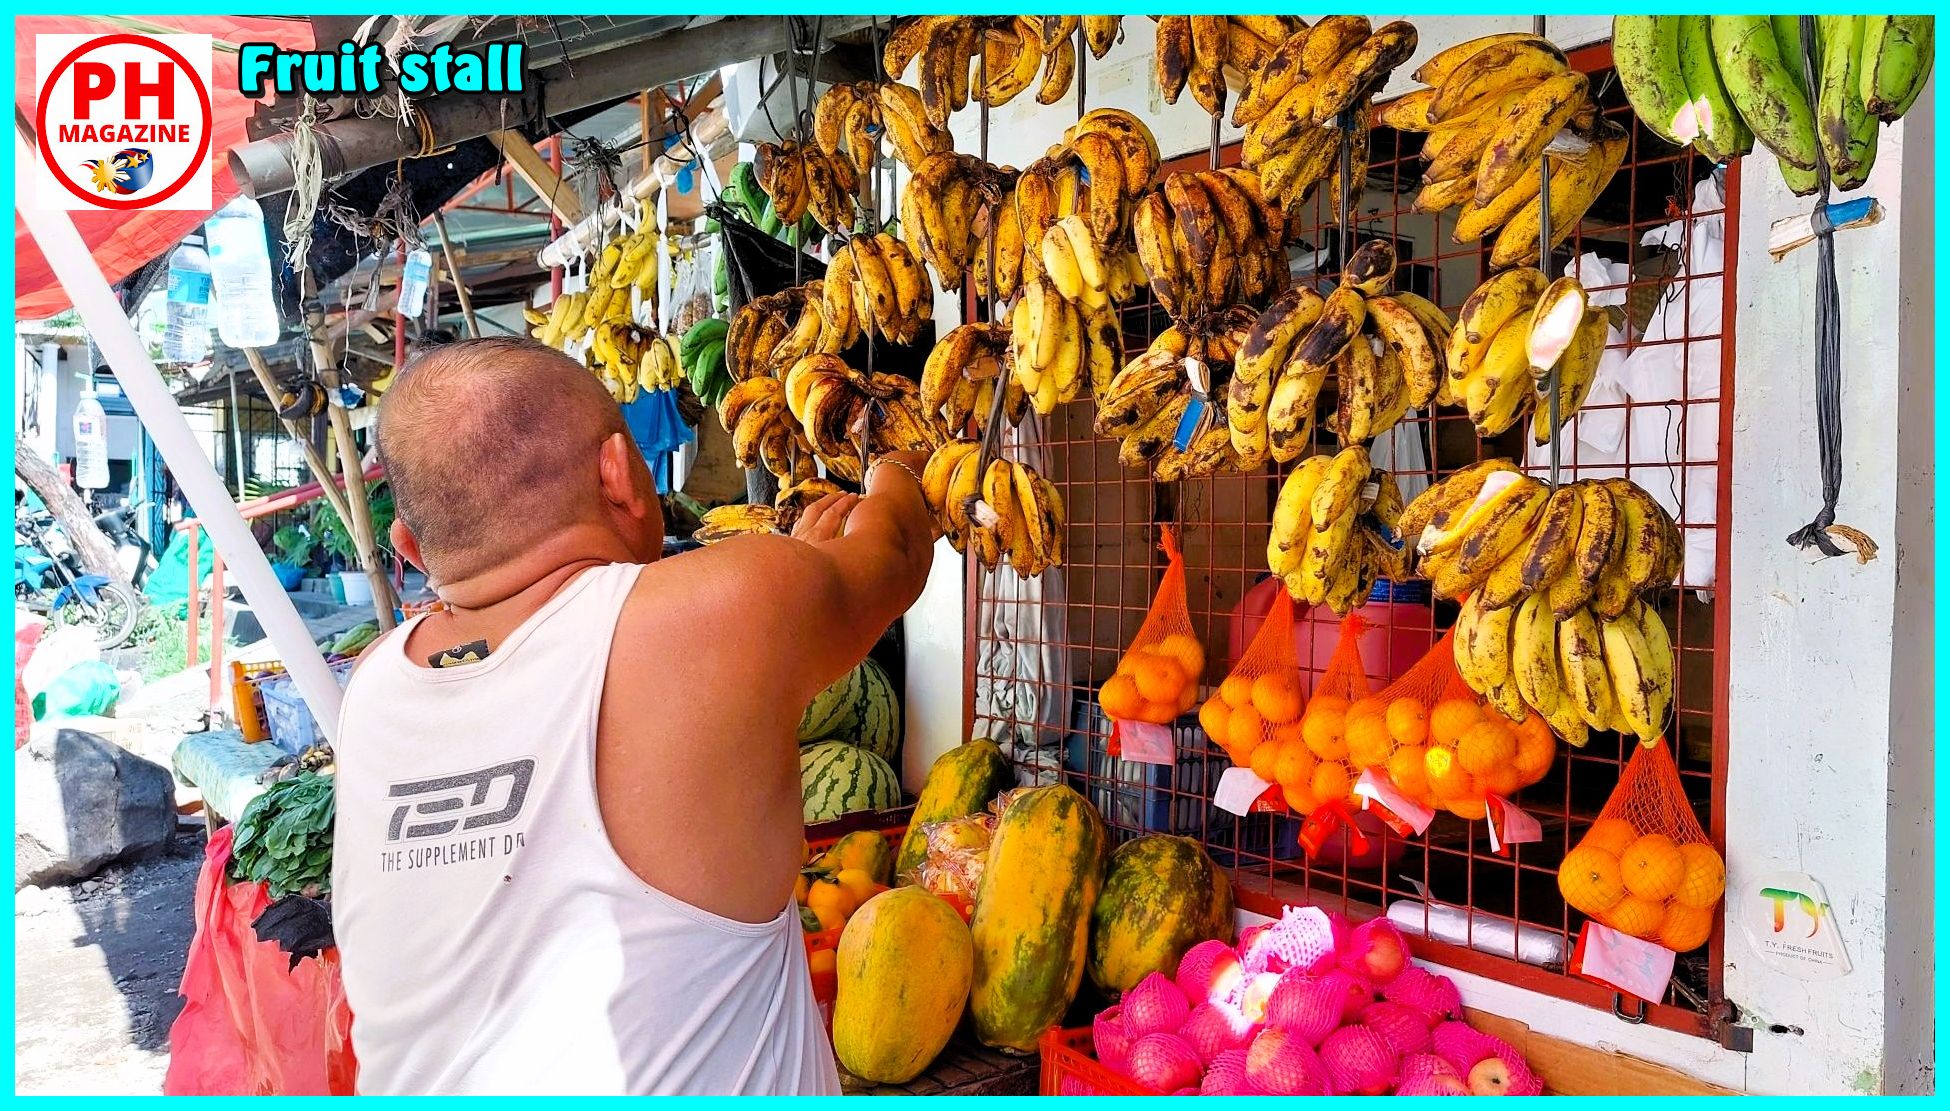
[798,657,901,764]
[801,741,902,822]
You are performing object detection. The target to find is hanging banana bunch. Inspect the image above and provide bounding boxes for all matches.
[1230,17,1419,221]
[1002,213,1148,415]
[920,321,1029,437]
[1092,306,1261,481]
[884,16,1085,128]
[1374,33,1627,269]
[782,354,947,486]
[970,108,1160,303]
[717,376,821,482]
[754,138,859,234]
[1152,15,1313,118]
[1265,445,1407,614]
[813,80,954,177]
[694,477,851,545]
[823,232,932,344]
[725,281,860,384]
[1400,465,1685,744]
[920,441,1067,575]
[1612,15,1931,195]
[1131,168,1289,326]
[1444,268,1611,441]
[900,152,1017,293]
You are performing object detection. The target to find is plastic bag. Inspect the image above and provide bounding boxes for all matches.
[1200,588,1305,778]
[32,659,120,720]
[1556,738,1725,953]
[16,617,45,748]
[1351,627,1555,822]
[916,814,995,903]
[1099,527,1204,727]
[164,825,357,1095]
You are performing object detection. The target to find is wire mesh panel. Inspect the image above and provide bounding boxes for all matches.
[966,46,1732,1038]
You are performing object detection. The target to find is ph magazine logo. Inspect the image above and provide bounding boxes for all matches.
[34,33,214,211]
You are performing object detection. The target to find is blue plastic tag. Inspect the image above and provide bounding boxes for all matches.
[1173,396,1206,450]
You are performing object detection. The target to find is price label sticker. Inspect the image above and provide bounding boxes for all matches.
[1354,769,1435,836]
[1172,395,1208,451]
[1214,766,1273,816]
[1111,718,1175,766]
[1572,922,1676,1003]
[1485,796,1543,854]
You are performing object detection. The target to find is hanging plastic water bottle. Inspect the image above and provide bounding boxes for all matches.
[205,195,281,348]
[160,235,212,364]
[395,247,433,319]
[72,387,110,490]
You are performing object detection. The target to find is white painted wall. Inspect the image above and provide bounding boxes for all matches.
[895,19,1933,1092]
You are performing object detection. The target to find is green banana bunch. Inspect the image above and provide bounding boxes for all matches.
[681,317,731,408]
[1614,14,1931,196]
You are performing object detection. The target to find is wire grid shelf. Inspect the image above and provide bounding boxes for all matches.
[965,47,1733,1036]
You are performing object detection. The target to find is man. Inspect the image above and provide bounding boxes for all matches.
[331,337,936,1095]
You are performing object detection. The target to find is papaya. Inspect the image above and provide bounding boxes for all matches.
[1088,834,1236,995]
[894,739,1015,882]
[818,829,894,885]
[833,887,974,1083]
[968,784,1108,1052]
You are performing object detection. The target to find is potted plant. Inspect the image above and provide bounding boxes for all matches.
[311,484,395,607]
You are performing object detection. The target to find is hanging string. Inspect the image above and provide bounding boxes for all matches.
[1534,17,1562,490]
[1334,107,1357,274]
[1783,15,1865,559]
[282,94,325,273]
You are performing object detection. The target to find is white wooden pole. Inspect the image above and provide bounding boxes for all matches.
[14,124,344,740]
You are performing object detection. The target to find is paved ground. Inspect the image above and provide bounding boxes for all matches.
[13,836,203,1095]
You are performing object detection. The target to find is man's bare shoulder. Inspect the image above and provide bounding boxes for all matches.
[623,534,824,629]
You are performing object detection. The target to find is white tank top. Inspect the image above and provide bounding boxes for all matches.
[331,563,840,1096]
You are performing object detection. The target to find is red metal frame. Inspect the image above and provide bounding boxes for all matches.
[963,47,1734,1039]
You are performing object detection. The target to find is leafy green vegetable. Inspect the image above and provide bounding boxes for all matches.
[228,772,337,899]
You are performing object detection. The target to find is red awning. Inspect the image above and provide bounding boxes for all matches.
[15,16,315,318]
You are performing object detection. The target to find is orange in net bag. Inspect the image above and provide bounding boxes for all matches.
[1100,526,1205,728]
[1284,614,1376,857]
[1557,738,1726,953]
[1199,590,1306,769]
[1350,627,1558,825]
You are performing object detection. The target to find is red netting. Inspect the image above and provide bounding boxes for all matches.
[1100,525,1204,725]
[1200,589,1306,776]
[1558,738,1722,952]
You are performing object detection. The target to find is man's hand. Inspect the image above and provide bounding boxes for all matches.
[790,492,859,543]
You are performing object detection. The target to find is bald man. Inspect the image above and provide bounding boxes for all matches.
[329,337,935,1095]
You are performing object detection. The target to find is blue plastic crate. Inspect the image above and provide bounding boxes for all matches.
[1063,691,1215,836]
[259,659,355,756]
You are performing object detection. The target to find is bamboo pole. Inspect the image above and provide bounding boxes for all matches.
[240,348,355,527]
[303,299,398,627]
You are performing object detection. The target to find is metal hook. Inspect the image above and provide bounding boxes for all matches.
[1611,993,1649,1024]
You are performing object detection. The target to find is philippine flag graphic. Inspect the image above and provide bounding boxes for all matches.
[80,147,155,195]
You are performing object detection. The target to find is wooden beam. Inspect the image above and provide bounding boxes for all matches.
[241,347,356,529]
[432,212,480,338]
[488,130,585,225]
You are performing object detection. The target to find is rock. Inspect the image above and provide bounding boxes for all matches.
[15,729,175,888]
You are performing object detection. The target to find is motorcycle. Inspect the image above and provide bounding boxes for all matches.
[93,497,156,591]
[14,508,142,650]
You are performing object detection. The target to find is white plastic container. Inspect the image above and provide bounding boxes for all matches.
[72,388,109,490]
[206,196,281,348]
[395,247,433,318]
[161,236,212,364]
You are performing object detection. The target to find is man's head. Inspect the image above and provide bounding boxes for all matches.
[376,337,661,585]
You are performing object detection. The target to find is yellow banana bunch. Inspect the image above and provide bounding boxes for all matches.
[1002,213,1134,415]
[884,16,1081,128]
[1231,239,1451,461]
[1463,587,1676,747]
[754,138,859,234]
[825,233,932,345]
[718,375,820,481]
[1151,15,1314,119]
[1132,169,1288,326]
[1446,268,1611,439]
[813,80,951,179]
[783,354,946,485]
[725,281,859,384]
[1092,305,1260,482]
[693,478,850,546]
[921,321,1029,436]
[1265,445,1406,614]
[1381,34,1630,267]
[921,441,1067,574]
[901,152,1016,293]
[970,108,1159,303]
[1229,17,1419,221]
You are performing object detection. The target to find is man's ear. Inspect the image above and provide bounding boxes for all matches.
[391,519,427,573]
[598,431,652,518]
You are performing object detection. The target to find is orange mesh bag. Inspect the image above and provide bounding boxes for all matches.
[1100,526,1205,728]
[1199,590,1306,781]
[1281,614,1377,858]
[1557,738,1725,953]
[1352,628,1558,824]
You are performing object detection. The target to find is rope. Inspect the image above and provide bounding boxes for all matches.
[1782,15,1860,559]
[282,94,325,273]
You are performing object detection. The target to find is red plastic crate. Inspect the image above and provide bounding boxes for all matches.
[1038,1027,1158,1096]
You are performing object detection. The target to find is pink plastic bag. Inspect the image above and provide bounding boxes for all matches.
[15,618,45,749]
[163,826,358,1095]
